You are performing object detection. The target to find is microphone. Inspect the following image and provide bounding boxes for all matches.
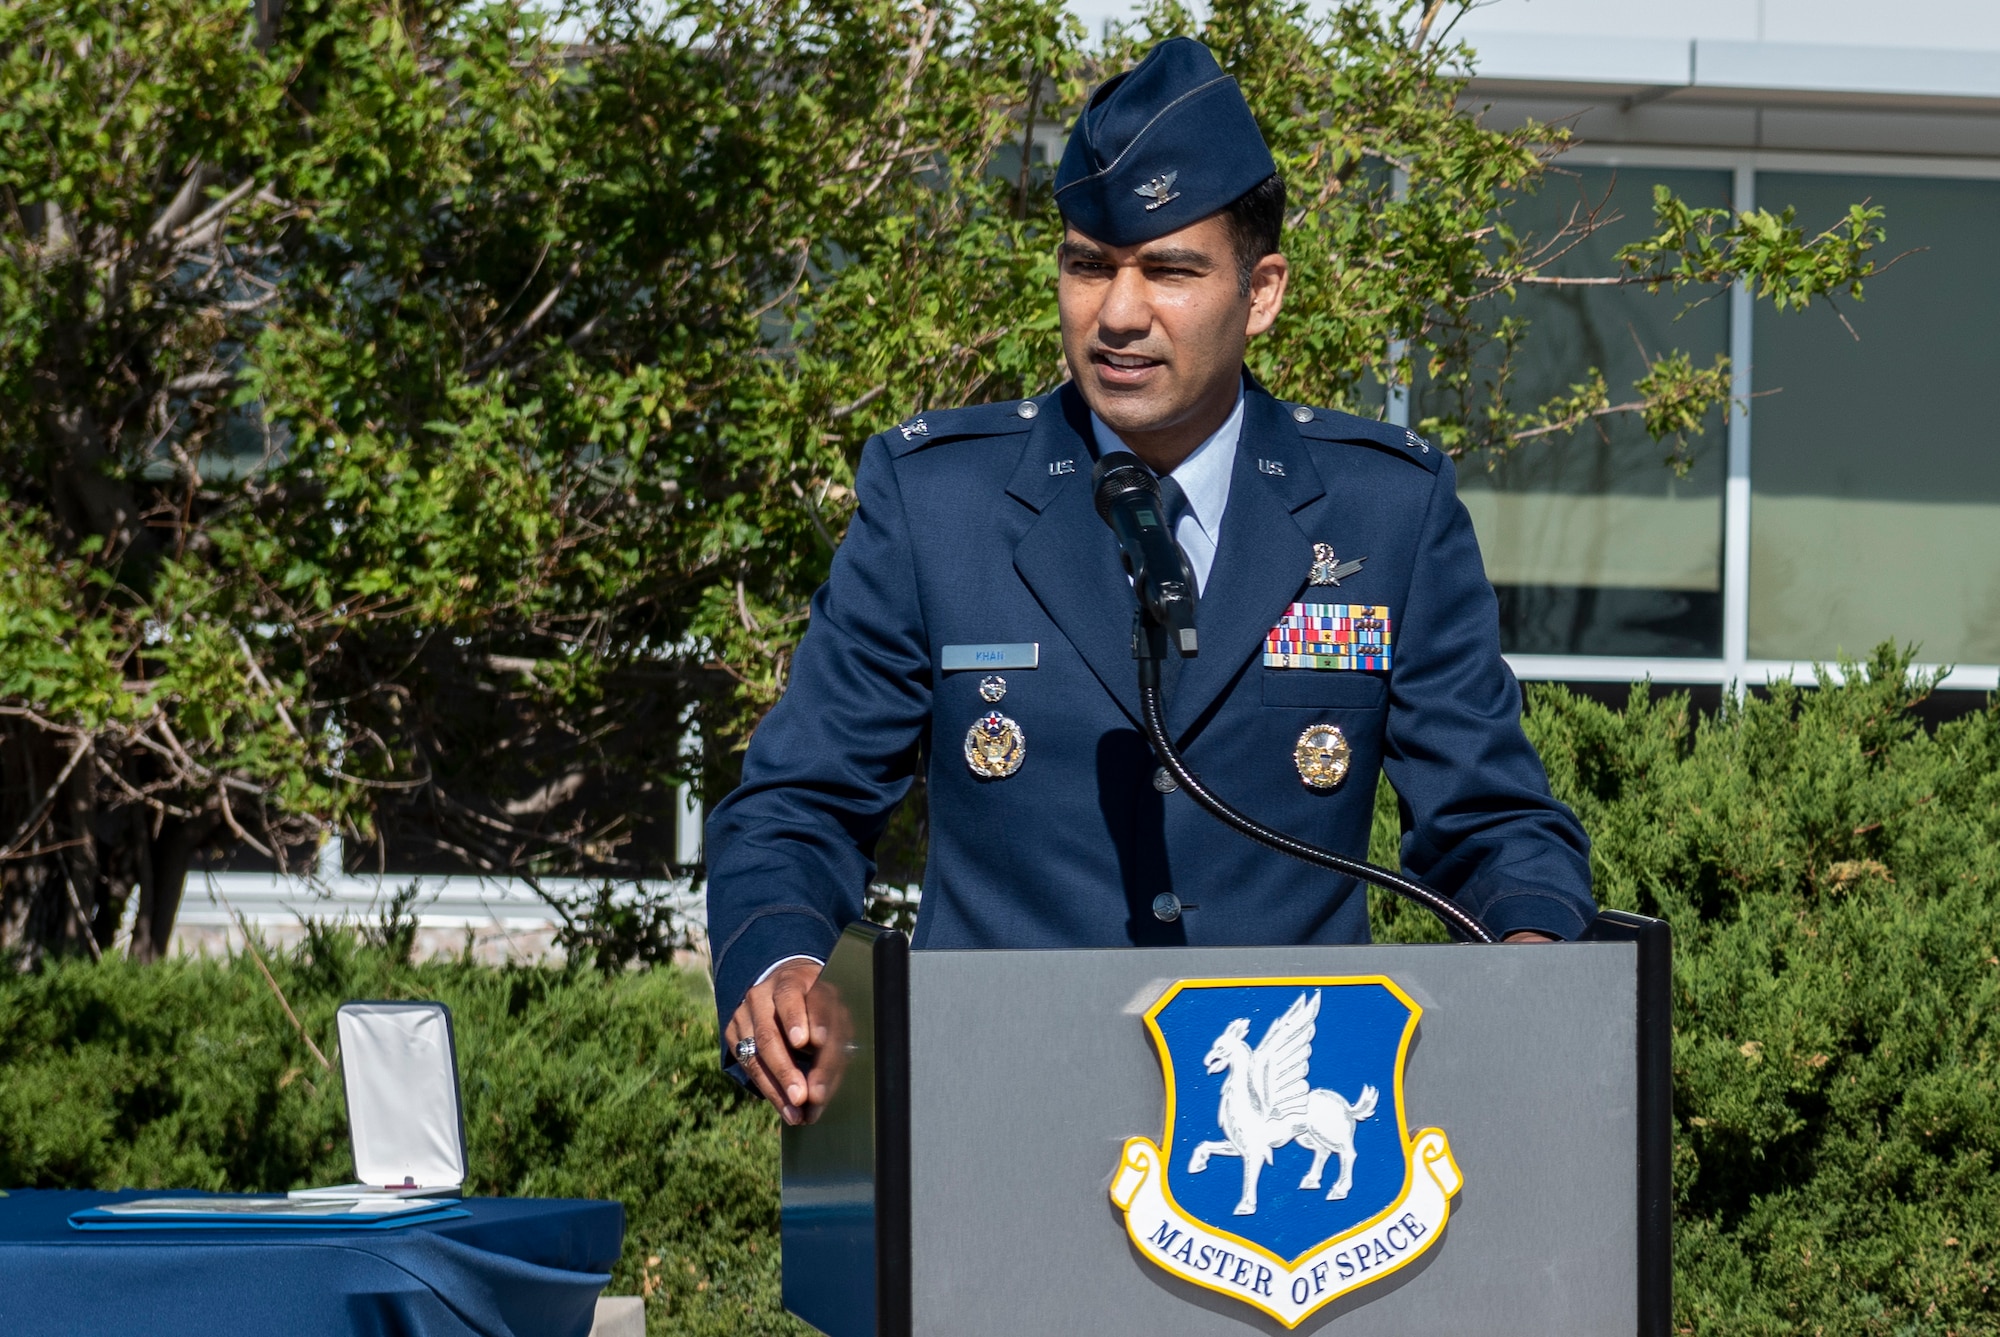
[1091,452,1199,656]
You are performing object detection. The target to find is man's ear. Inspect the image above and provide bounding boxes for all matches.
[1245,253,1289,339]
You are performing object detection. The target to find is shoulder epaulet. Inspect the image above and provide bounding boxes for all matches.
[881,398,1041,457]
[1284,404,1443,474]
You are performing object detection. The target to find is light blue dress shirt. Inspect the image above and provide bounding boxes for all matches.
[1090,390,1244,595]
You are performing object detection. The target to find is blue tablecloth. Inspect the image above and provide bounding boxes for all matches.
[0,1190,623,1337]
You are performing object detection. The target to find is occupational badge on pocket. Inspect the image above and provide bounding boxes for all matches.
[1294,723,1352,790]
[1308,542,1366,587]
[1264,603,1392,671]
[965,711,1026,779]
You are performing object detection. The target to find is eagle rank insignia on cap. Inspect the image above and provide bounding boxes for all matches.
[1135,171,1181,211]
[965,711,1026,779]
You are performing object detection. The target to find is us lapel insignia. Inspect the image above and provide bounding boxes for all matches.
[1308,542,1366,587]
[1110,979,1461,1327]
[1264,604,1392,671]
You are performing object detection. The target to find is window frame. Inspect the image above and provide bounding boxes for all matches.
[1493,143,2000,692]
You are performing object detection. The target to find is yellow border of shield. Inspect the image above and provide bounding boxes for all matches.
[1123,973,1447,1314]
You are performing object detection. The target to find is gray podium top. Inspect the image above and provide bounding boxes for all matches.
[784,924,1670,1337]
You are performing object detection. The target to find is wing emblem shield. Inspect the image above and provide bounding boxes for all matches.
[1109,977,1461,1327]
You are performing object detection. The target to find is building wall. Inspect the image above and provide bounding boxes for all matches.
[1452,1,2000,50]
[1068,2,2000,52]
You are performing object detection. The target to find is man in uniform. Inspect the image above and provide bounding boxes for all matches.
[706,37,1594,1122]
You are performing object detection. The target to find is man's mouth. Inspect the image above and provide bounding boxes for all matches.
[1092,351,1165,386]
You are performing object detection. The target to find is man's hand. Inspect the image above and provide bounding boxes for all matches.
[1503,931,1557,943]
[724,958,824,1125]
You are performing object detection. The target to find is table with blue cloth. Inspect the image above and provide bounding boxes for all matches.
[0,1190,623,1337]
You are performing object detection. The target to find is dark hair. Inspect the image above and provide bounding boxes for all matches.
[1219,173,1286,295]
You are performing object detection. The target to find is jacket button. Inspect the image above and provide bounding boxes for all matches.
[1152,893,1182,923]
[1291,405,1313,423]
[1151,766,1178,793]
[1017,400,1039,419]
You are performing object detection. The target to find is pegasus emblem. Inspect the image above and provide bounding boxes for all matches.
[1185,990,1379,1216]
[1134,171,1181,211]
[1111,976,1459,1324]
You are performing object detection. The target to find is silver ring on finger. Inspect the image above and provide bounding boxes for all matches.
[734,1037,758,1061]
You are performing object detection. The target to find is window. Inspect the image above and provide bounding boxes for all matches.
[1750,172,2000,667]
[1455,167,1732,657]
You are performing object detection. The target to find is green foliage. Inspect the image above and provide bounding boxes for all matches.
[1384,647,2000,1335]
[0,935,805,1335]
[0,0,1890,967]
[1617,184,1889,312]
[5,657,1996,1333]
[1519,648,2000,1336]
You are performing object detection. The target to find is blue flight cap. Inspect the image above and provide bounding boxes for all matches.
[1053,36,1277,247]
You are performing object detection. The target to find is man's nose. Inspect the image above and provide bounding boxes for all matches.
[1097,265,1153,339]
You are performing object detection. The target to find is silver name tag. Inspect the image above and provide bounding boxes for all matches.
[941,642,1039,672]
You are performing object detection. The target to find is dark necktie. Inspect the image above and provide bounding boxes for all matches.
[1154,474,1199,699]
[1157,474,1192,535]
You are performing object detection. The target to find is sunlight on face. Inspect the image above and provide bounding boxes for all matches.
[1057,214,1287,466]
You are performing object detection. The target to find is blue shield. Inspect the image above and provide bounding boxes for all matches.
[1146,978,1419,1264]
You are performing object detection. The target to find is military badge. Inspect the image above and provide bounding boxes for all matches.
[1307,543,1365,587]
[1265,603,1392,671]
[963,711,1025,778]
[1294,723,1351,790]
[1134,170,1181,211]
[1110,978,1461,1328]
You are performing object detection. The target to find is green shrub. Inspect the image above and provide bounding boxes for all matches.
[1524,647,2000,1336]
[0,932,807,1336]
[4,647,1998,1334]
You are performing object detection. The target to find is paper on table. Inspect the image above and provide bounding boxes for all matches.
[99,1196,441,1217]
[289,1183,458,1201]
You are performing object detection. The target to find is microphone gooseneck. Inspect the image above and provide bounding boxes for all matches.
[1137,684,1498,943]
[1089,447,1497,942]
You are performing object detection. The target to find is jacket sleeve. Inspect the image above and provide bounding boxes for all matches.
[704,434,932,1025]
[1378,452,1596,939]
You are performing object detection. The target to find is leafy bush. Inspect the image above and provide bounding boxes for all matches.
[0,931,805,1335]
[5,649,1998,1334]
[1520,648,2000,1336]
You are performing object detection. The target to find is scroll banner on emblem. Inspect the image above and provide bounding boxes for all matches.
[1110,1129,1460,1327]
[1109,978,1458,1328]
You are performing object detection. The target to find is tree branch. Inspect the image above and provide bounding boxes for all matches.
[0,734,93,863]
[144,163,217,247]
[469,258,582,374]
[230,906,333,1071]
[829,382,887,420]
[1411,0,1448,50]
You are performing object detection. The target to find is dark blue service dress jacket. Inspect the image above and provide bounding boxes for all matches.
[705,381,1594,1024]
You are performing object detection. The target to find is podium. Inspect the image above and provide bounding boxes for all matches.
[781,912,1670,1337]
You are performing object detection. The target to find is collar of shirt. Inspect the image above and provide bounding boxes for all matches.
[1088,389,1243,594]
